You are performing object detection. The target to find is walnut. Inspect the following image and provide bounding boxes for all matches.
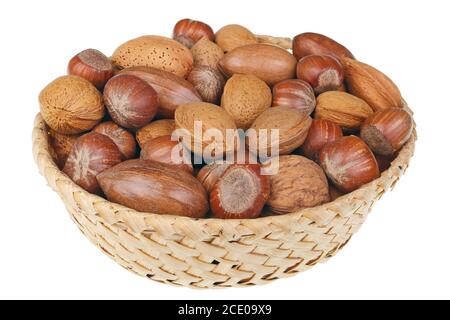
[264,155,330,214]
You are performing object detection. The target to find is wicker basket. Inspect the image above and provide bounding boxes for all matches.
[32,35,416,288]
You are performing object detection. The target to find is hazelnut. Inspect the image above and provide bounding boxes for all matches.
[187,66,225,104]
[296,55,344,95]
[63,132,122,194]
[103,74,158,129]
[292,32,355,61]
[173,19,215,48]
[48,129,79,169]
[97,159,209,218]
[272,79,316,115]
[210,164,270,219]
[136,119,175,148]
[92,121,137,160]
[140,135,193,174]
[191,37,224,70]
[375,153,397,173]
[360,108,413,155]
[215,24,257,52]
[329,184,345,201]
[39,76,104,134]
[263,155,330,214]
[67,49,114,90]
[301,119,343,161]
[319,136,380,193]
[315,91,373,131]
[221,74,272,130]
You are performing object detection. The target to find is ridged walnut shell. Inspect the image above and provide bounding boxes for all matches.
[39,76,104,134]
[219,44,297,86]
[221,74,272,130]
[111,35,194,78]
[248,106,312,156]
[263,155,330,214]
[315,91,373,131]
[97,159,209,218]
[342,58,403,111]
[120,66,202,119]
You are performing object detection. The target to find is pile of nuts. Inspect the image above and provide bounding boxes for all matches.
[39,19,414,219]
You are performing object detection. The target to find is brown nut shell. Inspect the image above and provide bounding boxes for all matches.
[111,35,193,78]
[174,102,238,157]
[315,91,373,131]
[173,19,215,48]
[97,159,209,218]
[319,136,380,193]
[103,74,158,129]
[360,108,413,155]
[191,37,224,70]
[120,66,202,119]
[215,24,257,53]
[292,32,355,61]
[63,132,123,194]
[301,119,343,161]
[187,66,225,104]
[210,164,270,219]
[342,58,403,111]
[92,121,137,159]
[48,129,79,169]
[263,155,330,214]
[248,106,312,156]
[219,44,297,86]
[140,135,193,174]
[67,49,114,90]
[39,75,104,134]
[221,74,272,129]
[136,119,175,148]
[272,79,316,115]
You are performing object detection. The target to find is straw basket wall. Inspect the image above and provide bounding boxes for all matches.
[32,35,416,288]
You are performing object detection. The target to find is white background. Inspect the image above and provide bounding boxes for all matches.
[0,0,449,300]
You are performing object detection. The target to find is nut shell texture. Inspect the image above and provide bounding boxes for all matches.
[173,19,215,48]
[103,74,158,129]
[221,74,272,129]
[293,32,355,61]
[120,67,202,119]
[111,35,194,78]
[63,132,122,194]
[264,155,330,214]
[215,24,257,52]
[272,79,316,115]
[342,58,403,111]
[39,75,104,134]
[188,66,225,104]
[136,119,175,148]
[48,129,79,169]
[248,106,312,155]
[97,159,209,218]
[210,164,270,219]
[301,119,343,161]
[219,44,297,86]
[93,121,137,159]
[191,37,224,70]
[315,91,373,130]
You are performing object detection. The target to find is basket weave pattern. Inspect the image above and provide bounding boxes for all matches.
[32,36,416,288]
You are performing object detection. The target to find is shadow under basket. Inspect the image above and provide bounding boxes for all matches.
[32,33,416,287]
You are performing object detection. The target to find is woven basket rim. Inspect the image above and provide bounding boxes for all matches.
[32,105,416,229]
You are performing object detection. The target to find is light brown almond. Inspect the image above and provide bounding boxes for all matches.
[221,74,272,130]
[191,37,224,70]
[136,120,176,148]
[215,24,257,52]
[315,91,373,130]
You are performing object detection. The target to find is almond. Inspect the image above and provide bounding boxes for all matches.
[174,102,238,157]
[136,119,175,148]
[191,37,224,70]
[120,66,202,119]
[215,24,257,53]
[221,74,272,130]
[248,106,312,156]
[111,35,193,78]
[219,44,297,86]
[315,91,373,130]
[342,58,403,111]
